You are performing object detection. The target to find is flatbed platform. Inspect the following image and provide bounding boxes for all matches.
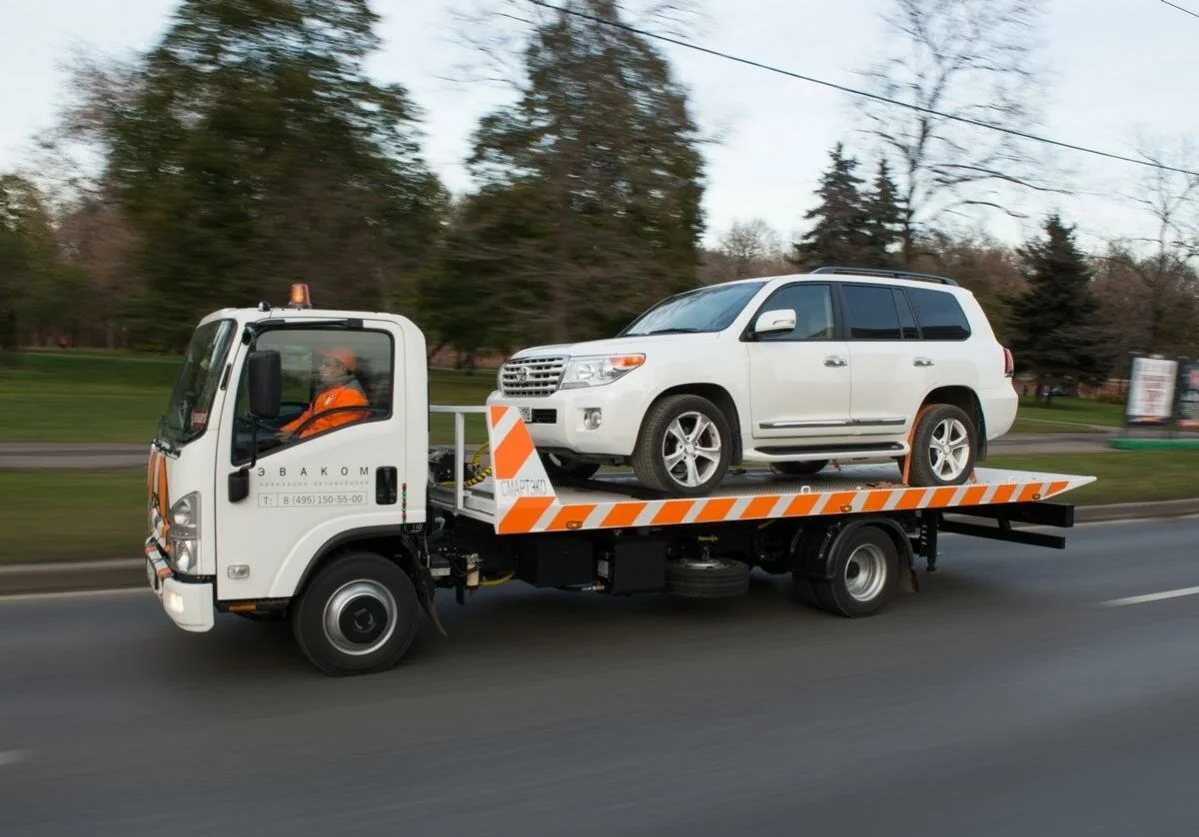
[428,406,1097,535]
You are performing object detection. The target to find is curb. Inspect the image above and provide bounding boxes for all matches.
[2,498,1198,598]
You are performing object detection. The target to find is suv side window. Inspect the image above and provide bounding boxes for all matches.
[755,282,835,341]
[232,328,394,463]
[905,287,972,340]
[840,283,903,340]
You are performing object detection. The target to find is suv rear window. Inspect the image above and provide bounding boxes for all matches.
[904,287,972,340]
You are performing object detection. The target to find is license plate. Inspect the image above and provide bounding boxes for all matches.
[519,407,532,423]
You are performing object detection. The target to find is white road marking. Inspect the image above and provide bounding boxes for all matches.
[1099,586,1199,608]
[0,750,30,766]
[0,588,147,606]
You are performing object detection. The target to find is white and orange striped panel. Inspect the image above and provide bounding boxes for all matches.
[484,406,1097,536]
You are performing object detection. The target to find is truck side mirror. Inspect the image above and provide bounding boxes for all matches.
[247,349,282,420]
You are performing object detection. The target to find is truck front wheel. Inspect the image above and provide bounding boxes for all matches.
[291,551,421,676]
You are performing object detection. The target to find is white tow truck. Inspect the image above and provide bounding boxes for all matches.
[144,284,1096,676]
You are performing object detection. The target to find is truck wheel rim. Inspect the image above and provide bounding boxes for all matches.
[323,580,397,656]
[843,544,887,603]
[928,417,970,481]
[661,410,722,488]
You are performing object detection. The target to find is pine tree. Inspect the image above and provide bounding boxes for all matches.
[861,157,903,267]
[789,143,869,270]
[1005,214,1116,396]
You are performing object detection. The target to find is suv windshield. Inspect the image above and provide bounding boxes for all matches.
[620,281,766,336]
[158,319,236,448]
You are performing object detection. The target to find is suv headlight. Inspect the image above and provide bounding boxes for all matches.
[560,354,645,389]
[168,491,201,574]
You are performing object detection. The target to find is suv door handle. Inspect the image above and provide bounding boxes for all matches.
[824,356,848,367]
[913,357,935,367]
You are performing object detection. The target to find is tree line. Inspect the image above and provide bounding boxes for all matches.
[1,0,1197,393]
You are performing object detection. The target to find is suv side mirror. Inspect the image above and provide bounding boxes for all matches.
[247,349,282,419]
[754,309,796,335]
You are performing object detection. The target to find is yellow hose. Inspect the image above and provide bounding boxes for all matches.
[437,443,492,489]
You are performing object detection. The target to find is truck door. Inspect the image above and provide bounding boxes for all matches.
[213,320,411,603]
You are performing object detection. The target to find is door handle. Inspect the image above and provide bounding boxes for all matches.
[824,356,847,367]
[913,357,935,367]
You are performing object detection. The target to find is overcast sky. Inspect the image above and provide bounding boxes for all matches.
[3,0,1198,255]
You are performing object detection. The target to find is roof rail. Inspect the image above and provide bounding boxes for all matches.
[810,266,959,287]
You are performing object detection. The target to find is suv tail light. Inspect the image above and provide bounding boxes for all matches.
[1002,347,1014,377]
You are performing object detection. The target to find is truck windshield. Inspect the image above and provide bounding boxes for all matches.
[157,319,236,448]
[619,281,766,336]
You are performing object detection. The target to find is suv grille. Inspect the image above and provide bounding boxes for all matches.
[499,356,567,397]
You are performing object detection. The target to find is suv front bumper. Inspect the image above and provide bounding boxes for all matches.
[485,383,651,457]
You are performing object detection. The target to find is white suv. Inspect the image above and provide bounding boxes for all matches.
[486,267,1018,497]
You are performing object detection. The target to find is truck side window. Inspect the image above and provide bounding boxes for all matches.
[231,328,394,463]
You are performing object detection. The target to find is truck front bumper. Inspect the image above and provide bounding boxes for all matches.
[146,552,214,633]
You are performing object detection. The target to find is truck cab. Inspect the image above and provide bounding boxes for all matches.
[145,286,430,646]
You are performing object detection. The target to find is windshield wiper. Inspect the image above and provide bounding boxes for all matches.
[641,327,702,335]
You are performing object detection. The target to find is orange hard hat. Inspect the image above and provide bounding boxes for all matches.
[317,346,357,371]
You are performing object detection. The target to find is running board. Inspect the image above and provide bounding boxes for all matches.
[747,443,908,459]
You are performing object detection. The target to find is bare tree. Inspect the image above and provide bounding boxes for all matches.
[854,0,1066,264]
[717,218,789,279]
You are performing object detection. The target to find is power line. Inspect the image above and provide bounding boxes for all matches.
[1160,0,1199,22]
[520,0,1199,178]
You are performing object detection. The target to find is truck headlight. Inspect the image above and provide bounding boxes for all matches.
[560,354,645,389]
[168,491,200,574]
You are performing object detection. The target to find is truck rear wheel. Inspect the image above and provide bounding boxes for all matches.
[291,551,420,676]
[797,524,899,618]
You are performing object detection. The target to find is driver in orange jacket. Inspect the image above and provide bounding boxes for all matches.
[278,346,370,441]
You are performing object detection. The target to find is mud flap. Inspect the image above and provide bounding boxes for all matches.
[413,564,449,638]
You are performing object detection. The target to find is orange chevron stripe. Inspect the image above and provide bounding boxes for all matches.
[493,417,534,482]
[990,483,1017,504]
[652,500,694,525]
[601,502,646,528]
[498,496,553,534]
[783,493,821,516]
[694,497,738,523]
[1017,482,1045,502]
[740,495,780,520]
[960,484,989,506]
[547,504,595,531]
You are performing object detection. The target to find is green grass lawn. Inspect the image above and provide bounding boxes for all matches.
[1,350,497,445]
[3,451,1195,565]
[1009,396,1125,434]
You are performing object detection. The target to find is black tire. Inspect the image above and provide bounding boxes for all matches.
[632,394,732,497]
[805,525,899,618]
[905,404,977,487]
[770,460,829,477]
[665,556,750,598]
[290,551,421,676]
[541,452,602,481]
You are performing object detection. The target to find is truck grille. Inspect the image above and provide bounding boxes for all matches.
[500,356,567,397]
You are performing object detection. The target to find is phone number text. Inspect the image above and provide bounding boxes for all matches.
[258,492,368,508]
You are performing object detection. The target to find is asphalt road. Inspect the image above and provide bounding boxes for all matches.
[0,432,1115,470]
[1,517,1198,835]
